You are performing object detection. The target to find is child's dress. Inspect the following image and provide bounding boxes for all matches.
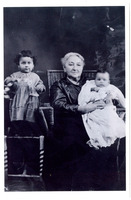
[5,71,45,122]
[78,80,125,149]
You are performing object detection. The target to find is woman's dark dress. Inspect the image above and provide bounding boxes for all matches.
[43,76,125,191]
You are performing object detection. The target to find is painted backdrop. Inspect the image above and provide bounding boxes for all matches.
[4,6,125,103]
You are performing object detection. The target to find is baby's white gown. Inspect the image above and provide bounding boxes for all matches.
[78,80,125,149]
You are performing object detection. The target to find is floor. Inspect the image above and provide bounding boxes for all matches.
[4,137,126,191]
[4,171,125,192]
[5,176,46,191]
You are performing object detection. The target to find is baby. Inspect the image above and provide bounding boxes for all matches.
[78,69,125,149]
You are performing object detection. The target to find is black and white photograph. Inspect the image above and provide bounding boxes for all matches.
[2,0,130,198]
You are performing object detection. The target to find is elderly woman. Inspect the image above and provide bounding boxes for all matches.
[43,52,125,191]
[43,52,105,191]
[50,52,101,142]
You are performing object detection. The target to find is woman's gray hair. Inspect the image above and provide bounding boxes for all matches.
[61,52,85,66]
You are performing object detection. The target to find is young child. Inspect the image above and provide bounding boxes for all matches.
[78,69,125,149]
[4,50,46,124]
[4,50,46,174]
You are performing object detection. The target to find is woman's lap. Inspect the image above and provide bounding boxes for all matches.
[72,137,126,190]
[43,113,126,191]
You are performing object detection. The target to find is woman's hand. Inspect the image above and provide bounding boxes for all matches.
[104,93,113,105]
[78,102,105,114]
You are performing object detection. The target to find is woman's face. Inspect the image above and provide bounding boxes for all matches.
[63,55,84,79]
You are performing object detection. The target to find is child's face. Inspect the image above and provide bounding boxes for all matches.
[18,57,34,73]
[95,72,110,87]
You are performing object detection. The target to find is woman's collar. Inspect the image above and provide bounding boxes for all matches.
[67,76,81,85]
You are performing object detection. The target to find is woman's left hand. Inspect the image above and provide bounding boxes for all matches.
[78,102,105,114]
[104,93,113,104]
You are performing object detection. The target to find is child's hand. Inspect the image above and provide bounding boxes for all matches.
[35,84,45,93]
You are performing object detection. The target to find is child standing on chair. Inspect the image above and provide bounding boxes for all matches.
[4,50,46,175]
[78,69,125,149]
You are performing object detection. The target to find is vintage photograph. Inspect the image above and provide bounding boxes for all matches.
[4,6,126,192]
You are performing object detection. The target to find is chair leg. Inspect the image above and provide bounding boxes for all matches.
[39,136,44,176]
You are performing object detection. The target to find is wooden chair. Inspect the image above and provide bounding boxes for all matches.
[4,104,53,191]
[4,69,55,186]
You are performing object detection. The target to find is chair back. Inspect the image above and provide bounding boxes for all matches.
[47,69,97,92]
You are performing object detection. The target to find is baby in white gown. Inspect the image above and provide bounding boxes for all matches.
[78,70,125,149]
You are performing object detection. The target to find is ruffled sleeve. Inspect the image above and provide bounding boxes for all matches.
[78,80,95,105]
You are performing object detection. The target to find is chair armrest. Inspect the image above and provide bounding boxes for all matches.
[39,106,54,130]
[116,107,126,121]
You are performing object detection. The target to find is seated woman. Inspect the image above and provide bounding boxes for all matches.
[43,52,105,191]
